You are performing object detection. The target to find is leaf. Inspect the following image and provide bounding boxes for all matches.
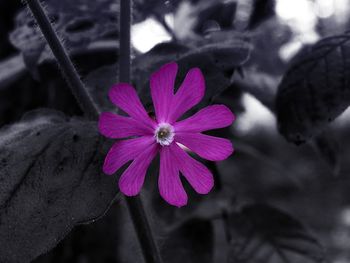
[87,41,250,113]
[228,204,328,263]
[169,40,251,107]
[0,109,118,262]
[276,34,350,144]
[135,41,251,111]
[133,42,191,78]
[84,42,190,112]
[10,0,118,69]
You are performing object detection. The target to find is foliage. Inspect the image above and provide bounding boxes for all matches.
[0,0,350,262]
[276,34,350,144]
[228,204,327,263]
[85,40,251,112]
[10,0,118,71]
[0,109,118,262]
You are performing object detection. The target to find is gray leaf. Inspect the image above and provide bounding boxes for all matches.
[0,109,118,263]
[276,34,350,144]
[228,204,328,263]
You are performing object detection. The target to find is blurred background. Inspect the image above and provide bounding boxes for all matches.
[2,0,350,262]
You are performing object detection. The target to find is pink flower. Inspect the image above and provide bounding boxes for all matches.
[98,62,234,207]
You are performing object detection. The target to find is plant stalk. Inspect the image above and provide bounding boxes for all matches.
[25,0,99,119]
[119,0,131,83]
[26,0,162,262]
[119,1,163,263]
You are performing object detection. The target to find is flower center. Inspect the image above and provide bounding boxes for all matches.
[155,123,174,146]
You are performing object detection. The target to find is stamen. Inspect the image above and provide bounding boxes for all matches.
[155,123,174,146]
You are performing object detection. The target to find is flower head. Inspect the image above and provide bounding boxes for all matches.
[98,62,234,207]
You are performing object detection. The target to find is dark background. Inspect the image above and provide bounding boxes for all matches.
[1,0,350,262]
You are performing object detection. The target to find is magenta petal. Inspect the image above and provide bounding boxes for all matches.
[168,68,205,123]
[119,143,158,196]
[174,105,234,133]
[159,146,187,207]
[103,136,155,175]
[171,143,214,194]
[175,133,233,161]
[108,83,155,128]
[151,62,178,123]
[98,112,153,138]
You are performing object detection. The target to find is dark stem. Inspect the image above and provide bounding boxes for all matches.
[126,197,163,263]
[119,1,163,263]
[25,0,99,119]
[26,0,162,262]
[119,0,131,83]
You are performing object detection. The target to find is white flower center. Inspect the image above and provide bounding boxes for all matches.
[155,123,174,146]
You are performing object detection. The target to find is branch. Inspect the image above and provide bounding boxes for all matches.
[26,0,99,119]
